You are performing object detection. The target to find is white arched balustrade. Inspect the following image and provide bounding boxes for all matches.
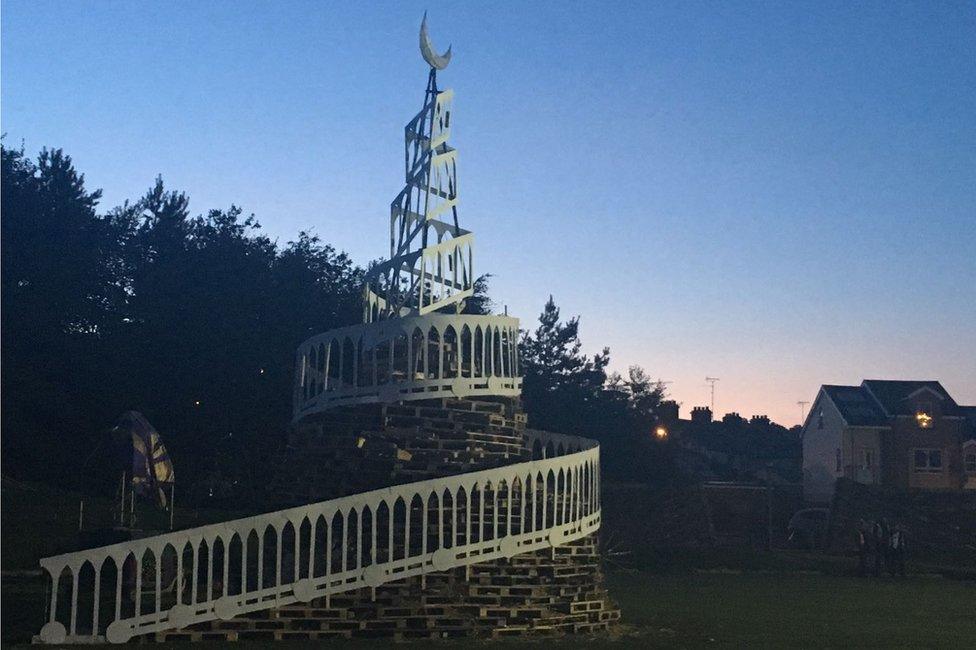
[36,432,600,645]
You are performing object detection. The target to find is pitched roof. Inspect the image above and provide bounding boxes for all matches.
[861,380,962,416]
[821,385,888,426]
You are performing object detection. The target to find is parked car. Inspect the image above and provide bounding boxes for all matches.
[787,508,829,549]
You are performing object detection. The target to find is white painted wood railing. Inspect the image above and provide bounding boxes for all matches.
[294,313,522,419]
[36,431,601,644]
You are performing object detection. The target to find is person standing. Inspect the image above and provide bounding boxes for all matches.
[856,520,870,576]
[871,520,886,576]
[890,526,907,576]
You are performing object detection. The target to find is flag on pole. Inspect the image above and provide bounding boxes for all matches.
[113,411,175,509]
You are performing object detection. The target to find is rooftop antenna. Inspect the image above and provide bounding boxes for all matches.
[797,400,810,424]
[705,377,720,412]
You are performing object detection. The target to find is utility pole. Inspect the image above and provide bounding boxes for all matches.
[797,400,810,424]
[705,377,720,412]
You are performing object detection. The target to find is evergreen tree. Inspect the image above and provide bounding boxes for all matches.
[520,296,670,481]
[520,295,612,437]
[461,273,494,315]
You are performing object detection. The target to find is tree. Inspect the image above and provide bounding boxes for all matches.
[0,148,365,502]
[461,273,494,315]
[1,145,126,489]
[520,296,671,481]
[519,295,612,436]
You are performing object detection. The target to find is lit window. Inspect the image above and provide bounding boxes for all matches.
[915,411,933,429]
[913,448,943,473]
[966,453,976,474]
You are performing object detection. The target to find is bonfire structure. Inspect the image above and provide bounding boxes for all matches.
[36,18,619,644]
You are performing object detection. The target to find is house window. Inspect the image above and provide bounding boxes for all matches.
[913,448,943,473]
[862,449,874,468]
[966,452,976,474]
[818,411,824,430]
[836,448,842,473]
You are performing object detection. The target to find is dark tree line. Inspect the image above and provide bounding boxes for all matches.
[2,145,362,501]
[1,145,671,506]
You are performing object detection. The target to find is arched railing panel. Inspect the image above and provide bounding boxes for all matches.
[36,432,600,645]
[294,314,522,419]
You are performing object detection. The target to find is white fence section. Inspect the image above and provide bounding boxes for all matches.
[36,431,600,644]
[294,313,522,419]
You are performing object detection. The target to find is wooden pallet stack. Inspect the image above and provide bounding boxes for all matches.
[268,398,530,507]
[154,535,619,642]
[174,397,620,642]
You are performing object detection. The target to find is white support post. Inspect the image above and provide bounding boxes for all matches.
[177,547,185,608]
[275,528,283,594]
[48,571,59,625]
[324,521,332,582]
[134,557,142,617]
[308,523,317,580]
[69,571,78,636]
[114,564,123,621]
[155,551,162,622]
[477,486,485,544]
[387,503,394,563]
[421,499,428,557]
[190,544,200,605]
[203,538,216,603]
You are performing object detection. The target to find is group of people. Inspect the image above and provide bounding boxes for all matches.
[856,519,908,576]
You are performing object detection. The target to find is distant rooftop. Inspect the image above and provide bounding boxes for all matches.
[822,385,887,426]
[820,379,967,426]
[861,379,962,417]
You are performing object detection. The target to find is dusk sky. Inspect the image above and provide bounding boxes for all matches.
[3,1,974,426]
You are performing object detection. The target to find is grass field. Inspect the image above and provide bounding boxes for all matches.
[607,571,976,648]
[4,570,974,648]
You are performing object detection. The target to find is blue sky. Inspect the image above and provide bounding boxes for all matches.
[3,1,975,424]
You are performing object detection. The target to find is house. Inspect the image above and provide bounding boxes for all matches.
[802,379,976,503]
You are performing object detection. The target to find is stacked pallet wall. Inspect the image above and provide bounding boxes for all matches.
[269,399,530,506]
[155,535,618,642]
[159,398,618,641]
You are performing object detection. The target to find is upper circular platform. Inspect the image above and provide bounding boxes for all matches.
[294,313,521,420]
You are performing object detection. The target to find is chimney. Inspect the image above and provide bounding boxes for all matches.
[750,415,770,426]
[658,400,679,422]
[723,412,744,425]
[691,406,712,424]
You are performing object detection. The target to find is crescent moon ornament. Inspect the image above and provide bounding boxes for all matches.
[420,13,452,70]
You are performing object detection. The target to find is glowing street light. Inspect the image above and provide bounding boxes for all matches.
[654,426,668,440]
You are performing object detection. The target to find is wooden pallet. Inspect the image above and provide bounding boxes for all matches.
[204,398,621,643]
[155,533,619,643]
